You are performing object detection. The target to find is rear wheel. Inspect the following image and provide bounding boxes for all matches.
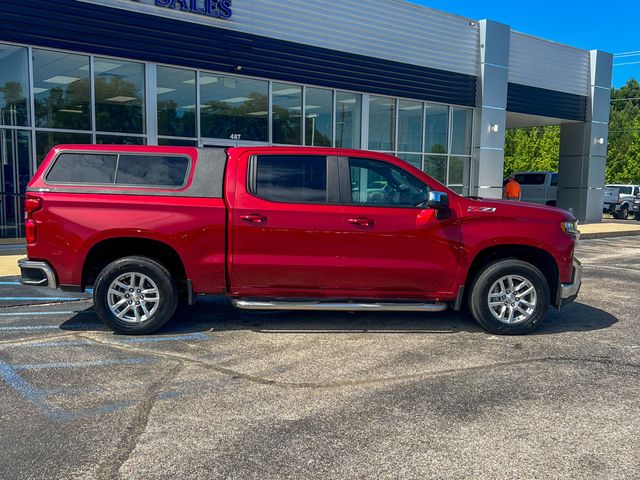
[468,259,550,335]
[93,256,179,335]
[618,205,629,220]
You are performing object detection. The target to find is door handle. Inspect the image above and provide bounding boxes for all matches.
[347,217,375,227]
[240,213,267,224]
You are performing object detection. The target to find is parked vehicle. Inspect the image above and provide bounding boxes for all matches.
[19,145,581,336]
[632,193,640,221]
[603,184,640,219]
[510,172,557,206]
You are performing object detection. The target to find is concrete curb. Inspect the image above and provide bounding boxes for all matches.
[580,230,640,240]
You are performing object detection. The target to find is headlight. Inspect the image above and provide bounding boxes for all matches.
[561,220,580,239]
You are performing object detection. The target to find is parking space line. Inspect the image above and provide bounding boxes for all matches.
[0,311,93,317]
[0,297,82,301]
[0,282,20,285]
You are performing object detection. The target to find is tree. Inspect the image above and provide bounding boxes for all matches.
[504,125,559,175]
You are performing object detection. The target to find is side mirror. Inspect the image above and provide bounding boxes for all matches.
[427,191,450,219]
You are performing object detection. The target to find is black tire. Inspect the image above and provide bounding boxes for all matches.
[635,211,640,221]
[468,259,550,335]
[93,256,179,335]
[619,205,629,220]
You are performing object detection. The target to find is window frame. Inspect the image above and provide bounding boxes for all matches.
[246,154,340,205]
[338,156,430,209]
[43,149,192,190]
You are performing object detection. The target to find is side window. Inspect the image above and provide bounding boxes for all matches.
[348,158,429,207]
[46,153,118,184]
[514,174,526,184]
[253,155,327,203]
[116,155,189,187]
[550,173,558,187]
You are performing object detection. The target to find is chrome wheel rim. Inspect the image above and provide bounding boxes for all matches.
[107,272,160,324]
[487,275,537,325]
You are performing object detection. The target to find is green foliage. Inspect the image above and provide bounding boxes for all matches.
[504,125,560,175]
[505,78,640,184]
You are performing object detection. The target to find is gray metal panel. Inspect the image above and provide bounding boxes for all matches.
[508,32,590,96]
[78,0,480,76]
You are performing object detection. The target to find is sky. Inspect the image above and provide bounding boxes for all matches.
[410,0,639,88]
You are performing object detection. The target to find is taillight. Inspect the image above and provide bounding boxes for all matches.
[25,197,42,218]
[24,197,42,244]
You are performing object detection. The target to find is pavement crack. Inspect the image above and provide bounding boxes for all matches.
[75,334,640,390]
[94,361,183,480]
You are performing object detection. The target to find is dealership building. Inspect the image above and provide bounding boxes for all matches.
[0,0,612,238]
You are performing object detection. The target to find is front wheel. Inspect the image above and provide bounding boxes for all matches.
[635,211,640,221]
[618,205,629,220]
[468,260,550,335]
[93,256,179,335]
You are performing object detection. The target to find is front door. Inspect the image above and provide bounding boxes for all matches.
[338,156,461,296]
[230,152,343,293]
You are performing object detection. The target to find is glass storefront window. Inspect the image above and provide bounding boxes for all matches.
[272,82,302,145]
[424,155,447,184]
[0,45,30,127]
[396,153,422,170]
[304,87,332,147]
[368,96,396,151]
[158,138,198,147]
[448,156,470,191]
[397,100,422,153]
[200,74,268,142]
[96,135,145,145]
[94,58,145,134]
[157,66,196,138]
[425,104,449,154]
[33,49,91,130]
[36,131,92,165]
[335,92,361,149]
[451,107,473,156]
[0,129,32,238]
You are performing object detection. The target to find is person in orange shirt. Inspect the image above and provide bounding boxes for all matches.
[504,175,521,201]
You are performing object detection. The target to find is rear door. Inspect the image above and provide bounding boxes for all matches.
[230,152,343,292]
[337,156,461,296]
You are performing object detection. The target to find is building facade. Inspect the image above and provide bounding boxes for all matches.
[0,0,612,238]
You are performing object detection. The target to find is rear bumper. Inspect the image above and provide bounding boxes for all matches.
[558,258,582,307]
[18,258,58,289]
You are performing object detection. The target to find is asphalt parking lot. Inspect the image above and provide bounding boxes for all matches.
[1,238,639,480]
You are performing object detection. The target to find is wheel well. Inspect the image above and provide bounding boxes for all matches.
[82,238,187,290]
[466,245,559,300]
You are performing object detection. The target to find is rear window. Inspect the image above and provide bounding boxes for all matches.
[46,154,117,184]
[514,173,546,185]
[46,152,190,188]
[252,155,327,203]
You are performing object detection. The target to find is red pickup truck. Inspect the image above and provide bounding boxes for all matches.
[19,145,581,335]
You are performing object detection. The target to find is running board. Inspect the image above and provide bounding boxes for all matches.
[231,299,448,312]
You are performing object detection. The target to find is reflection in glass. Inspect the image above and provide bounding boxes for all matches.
[96,135,145,145]
[200,74,268,141]
[158,138,198,147]
[33,50,91,130]
[36,131,92,165]
[272,83,302,145]
[95,58,145,134]
[397,100,422,153]
[448,156,470,194]
[305,88,332,147]
[424,155,447,184]
[451,107,473,155]
[0,129,32,238]
[425,104,449,154]
[0,45,30,127]
[335,92,361,149]
[368,96,396,151]
[396,153,422,170]
[157,66,196,138]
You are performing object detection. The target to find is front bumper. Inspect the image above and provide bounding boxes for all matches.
[558,258,582,307]
[18,258,58,289]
